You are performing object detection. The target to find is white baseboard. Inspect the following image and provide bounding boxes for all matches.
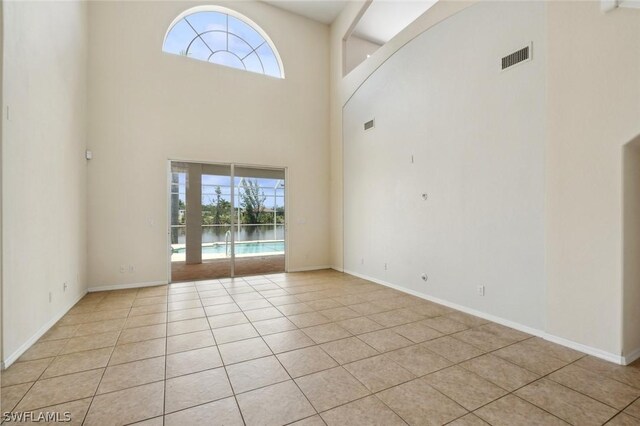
[542,334,623,365]
[88,280,168,292]
[623,346,640,365]
[343,269,627,365]
[2,290,88,370]
[287,265,333,273]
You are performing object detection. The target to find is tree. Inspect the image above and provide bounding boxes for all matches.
[239,179,266,224]
[213,186,222,224]
[276,206,285,224]
[202,186,231,226]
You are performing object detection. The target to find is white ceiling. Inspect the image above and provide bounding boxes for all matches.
[262,0,437,45]
[353,1,438,45]
[262,1,349,25]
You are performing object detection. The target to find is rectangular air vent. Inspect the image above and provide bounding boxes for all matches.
[501,44,531,70]
[364,119,375,131]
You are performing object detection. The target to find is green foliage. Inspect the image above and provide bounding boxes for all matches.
[239,179,267,224]
[275,206,285,224]
[202,186,231,225]
[199,181,285,227]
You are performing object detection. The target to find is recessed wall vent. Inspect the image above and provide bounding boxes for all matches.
[364,119,375,131]
[501,44,531,70]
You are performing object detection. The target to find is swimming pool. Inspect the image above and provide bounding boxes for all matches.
[172,241,284,256]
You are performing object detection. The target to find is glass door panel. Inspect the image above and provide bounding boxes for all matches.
[170,163,187,266]
[170,162,232,281]
[233,167,285,276]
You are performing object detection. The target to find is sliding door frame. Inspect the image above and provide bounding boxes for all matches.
[166,159,288,283]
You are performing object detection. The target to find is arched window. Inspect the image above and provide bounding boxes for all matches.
[163,6,285,79]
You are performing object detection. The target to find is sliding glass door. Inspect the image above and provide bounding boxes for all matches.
[233,167,286,277]
[170,161,285,281]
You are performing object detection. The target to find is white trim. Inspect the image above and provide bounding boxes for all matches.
[166,160,172,284]
[543,334,623,365]
[2,290,87,369]
[344,269,627,365]
[623,347,640,365]
[284,167,289,274]
[287,265,333,273]
[230,163,236,277]
[88,280,168,293]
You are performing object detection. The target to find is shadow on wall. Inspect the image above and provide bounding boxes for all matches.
[623,134,640,359]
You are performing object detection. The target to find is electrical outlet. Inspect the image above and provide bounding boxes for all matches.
[384,263,388,271]
[49,292,52,303]
[421,273,428,282]
[120,265,126,273]
[63,282,68,292]
[477,285,485,296]
[129,265,135,273]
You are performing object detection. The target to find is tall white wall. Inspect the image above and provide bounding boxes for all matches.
[87,1,330,289]
[329,0,475,272]
[343,1,547,330]
[546,1,640,359]
[2,0,88,365]
[337,0,640,360]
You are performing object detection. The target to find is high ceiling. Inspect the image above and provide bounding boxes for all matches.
[353,1,437,45]
[262,1,349,25]
[263,0,437,46]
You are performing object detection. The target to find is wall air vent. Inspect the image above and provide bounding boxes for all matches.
[501,44,531,70]
[364,119,375,131]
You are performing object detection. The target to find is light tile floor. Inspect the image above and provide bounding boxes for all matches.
[2,269,640,425]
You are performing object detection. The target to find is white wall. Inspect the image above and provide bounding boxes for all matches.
[623,137,640,359]
[343,1,547,329]
[344,35,380,76]
[335,0,640,360]
[2,0,88,365]
[328,1,369,273]
[0,0,4,363]
[329,0,475,272]
[86,1,330,289]
[546,1,640,358]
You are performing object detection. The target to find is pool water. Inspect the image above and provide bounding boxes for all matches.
[173,241,284,255]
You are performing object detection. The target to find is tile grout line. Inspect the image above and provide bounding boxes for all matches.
[4,272,638,426]
[459,351,610,425]
[236,276,321,422]
[6,292,118,418]
[162,281,171,426]
[193,278,248,426]
[80,289,141,425]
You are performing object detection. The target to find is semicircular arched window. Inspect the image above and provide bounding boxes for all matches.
[163,6,285,79]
